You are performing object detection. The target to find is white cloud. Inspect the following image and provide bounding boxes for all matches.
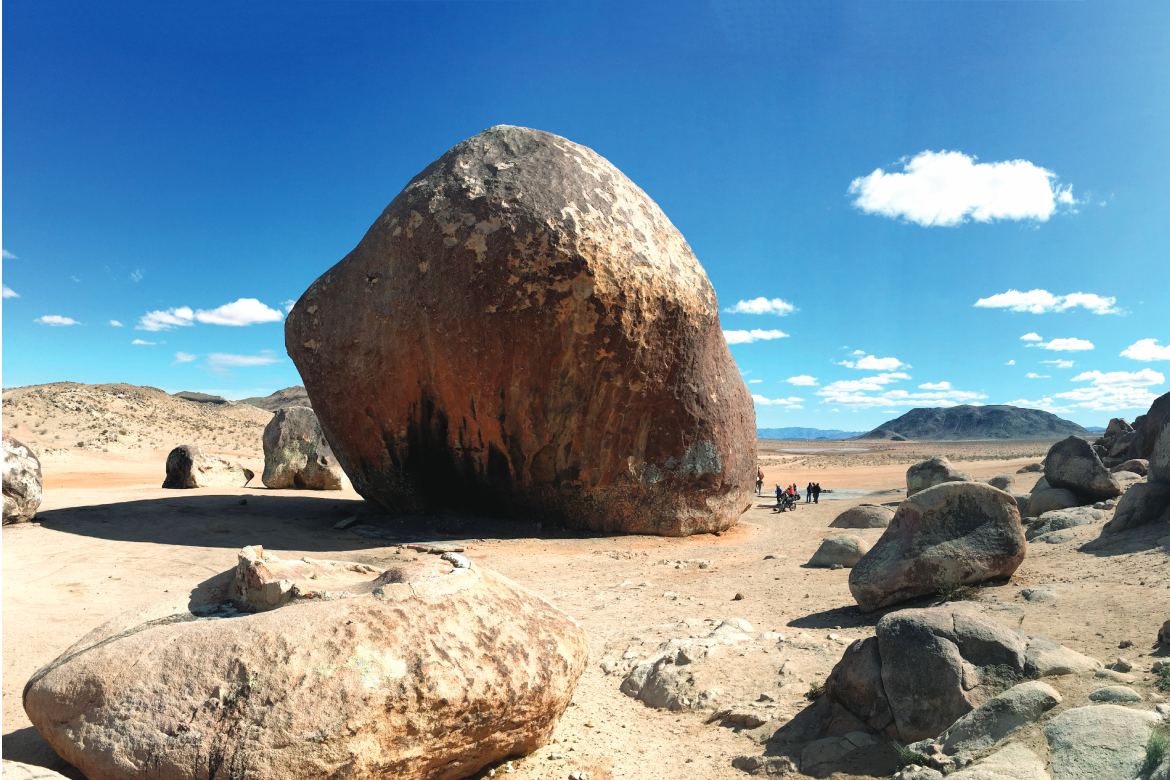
[282,299,296,313]
[1041,359,1075,369]
[975,289,1118,315]
[1009,368,1165,414]
[195,298,283,327]
[785,375,819,387]
[130,269,144,283]
[724,297,796,316]
[848,150,1075,227]
[818,372,985,409]
[1006,359,1016,366]
[751,394,803,408]
[748,379,763,384]
[174,352,197,364]
[1025,372,1050,379]
[2,285,19,299]
[109,319,124,327]
[137,297,284,331]
[724,329,789,345]
[131,338,157,346]
[1020,332,1043,342]
[2,249,17,260]
[207,352,281,369]
[839,354,906,371]
[1028,337,1095,352]
[1121,338,1170,362]
[35,314,80,326]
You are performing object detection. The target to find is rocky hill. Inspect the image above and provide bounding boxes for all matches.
[239,386,311,411]
[2,382,271,456]
[859,404,1089,441]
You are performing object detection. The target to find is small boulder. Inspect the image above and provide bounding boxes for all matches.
[848,482,1025,612]
[830,504,894,529]
[1027,484,1082,516]
[162,445,250,489]
[1110,458,1148,476]
[1016,463,1044,474]
[932,680,1061,758]
[807,536,870,568]
[1044,704,1160,780]
[24,546,587,780]
[261,406,343,490]
[1022,635,1102,676]
[1088,685,1141,702]
[1159,619,1170,646]
[2,433,42,524]
[987,474,1014,491]
[1024,506,1105,541]
[1043,436,1121,502]
[906,457,973,497]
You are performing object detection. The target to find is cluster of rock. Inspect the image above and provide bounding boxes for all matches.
[285,125,755,536]
[3,433,42,524]
[161,444,253,488]
[24,545,587,779]
[1104,418,1170,534]
[1092,391,1170,467]
[261,406,343,490]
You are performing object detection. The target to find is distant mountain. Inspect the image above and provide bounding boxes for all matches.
[240,386,311,412]
[173,390,229,405]
[858,405,1089,441]
[758,427,865,440]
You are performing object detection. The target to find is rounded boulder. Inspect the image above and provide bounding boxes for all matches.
[848,482,1026,612]
[808,535,870,568]
[830,504,894,529]
[261,406,343,490]
[906,456,973,497]
[1043,435,1121,502]
[2,434,42,524]
[285,125,755,536]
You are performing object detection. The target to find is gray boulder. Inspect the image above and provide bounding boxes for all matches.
[1110,458,1148,476]
[1027,484,1082,516]
[1101,481,1170,535]
[946,743,1050,780]
[1088,685,1141,702]
[1044,704,1160,780]
[1133,391,1170,460]
[1151,421,1170,482]
[829,504,894,529]
[261,406,344,490]
[1043,436,1121,502]
[807,536,870,568]
[1016,463,1044,474]
[162,445,249,489]
[931,680,1060,758]
[2,433,42,524]
[1022,635,1102,676]
[987,474,1014,491]
[848,482,1025,612]
[907,456,973,496]
[1024,506,1105,541]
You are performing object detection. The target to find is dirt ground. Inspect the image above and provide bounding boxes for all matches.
[4,442,1169,779]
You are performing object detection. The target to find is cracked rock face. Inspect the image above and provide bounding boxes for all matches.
[2,434,42,524]
[285,125,755,536]
[261,406,343,490]
[23,546,587,780]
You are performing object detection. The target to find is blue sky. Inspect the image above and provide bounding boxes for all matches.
[3,1,1168,429]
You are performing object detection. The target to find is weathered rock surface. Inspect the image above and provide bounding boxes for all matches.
[825,606,1027,742]
[285,125,755,536]
[930,680,1061,758]
[1102,480,1170,535]
[945,743,1050,780]
[2,433,42,524]
[987,474,1014,491]
[1026,484,1081,516]
[1151,421,1170,483]
[1016,463,1044,474]
[1024,506,1105,541]
[162,444,250,489]
[1043,704,1160,780]
[849,482,1025,612]
[807,536,870,568]
[1,761,71,779]
[1133,391,1170,460]
[23,546,587,780]
[829,504,894,529]
[1043,436,1121,502]
[261,406,343,490]
[1088,685,1141,702]
[906,456,973,496]
[1111,458,1148,476]
[1021,635,1102,676]
[619,619,755,711]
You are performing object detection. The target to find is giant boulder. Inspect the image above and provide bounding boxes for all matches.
[1043,436,1121,502]
[261,406,343,490]
[285,125,755,536]
[906,457,973,497]
[24,546,587,780]
[1133,390,1170,460]
[2,433,42,524]
[849,482,1026,612]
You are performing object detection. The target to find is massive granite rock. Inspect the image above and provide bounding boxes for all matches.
[162,445,250,489]
[286,125,755,535]
[2,434,42,524]
[261,406,343,490]
[906,457,973,497]
[1043,436,1121,502]
[24,546,587,780]
[849,482,1026,612]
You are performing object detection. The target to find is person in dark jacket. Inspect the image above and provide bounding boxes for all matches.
[812,483,822,503]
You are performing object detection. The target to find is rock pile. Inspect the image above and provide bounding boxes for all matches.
[1103,420,1170,534]
[1092,390,1170,465]
[24,545,587,780]
[285,125,755,536]
[161,444,250,488]
[261,406,343,490]
[849,482,1025,611]
[2,433,42,524]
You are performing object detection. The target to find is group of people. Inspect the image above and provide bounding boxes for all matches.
[755,466,825,507]
[804,482,823,503]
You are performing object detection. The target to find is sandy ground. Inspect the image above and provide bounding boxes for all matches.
[4,443,1169,779]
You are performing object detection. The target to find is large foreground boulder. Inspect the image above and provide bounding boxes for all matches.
[1043,436,1121,502]
[261,406,343,490]
[162,445,251,489]
[24,546,587,780]
[830,504,894,529]
[285,125,755,536]
[906,457,973,497]
[2,433,42,524]
[849,482,1026,612]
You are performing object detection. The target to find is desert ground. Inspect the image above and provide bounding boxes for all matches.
[5,403,1168,779]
